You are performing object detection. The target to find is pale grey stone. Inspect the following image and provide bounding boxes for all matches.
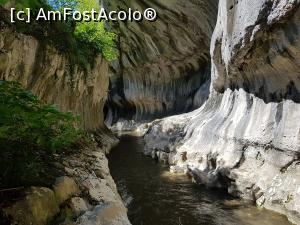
[144,1,300,224]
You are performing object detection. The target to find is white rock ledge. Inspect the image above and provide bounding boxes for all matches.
[144,1,300,224]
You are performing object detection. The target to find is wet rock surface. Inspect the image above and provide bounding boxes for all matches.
[63,133,131,225]
[144,1,300,224]
[4,133,131,225]
[1,0,299,224]
[76,203,129,225]
[110,135,293,225]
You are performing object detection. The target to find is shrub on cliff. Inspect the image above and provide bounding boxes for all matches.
[0,0,118,62]
[74,16,118,61]
[0,81,82,151]
[50,0,118,61]
[0,81,83,187]
[53,0,118,61]
[73,0,118,61]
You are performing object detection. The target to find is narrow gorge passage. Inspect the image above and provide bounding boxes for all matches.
[0,0,299,224]
[108,135,291,225]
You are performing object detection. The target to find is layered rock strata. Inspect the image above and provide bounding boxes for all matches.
[0,7,130,224]
[104,0,218,125]
[144,1,300,224]
[0,22,108,130]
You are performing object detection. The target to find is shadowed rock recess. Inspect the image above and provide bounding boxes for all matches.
[144,0,300,224]
[1,0,300,224]
[104,0,218,126]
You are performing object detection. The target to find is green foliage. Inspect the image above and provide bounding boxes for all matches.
[0,81,83,187]
[0,0,50,10]
[15,0,49,9]
[50,0,118,61]
[1,0,118,62]
[0,0,8,6]
[0,81,82,151]
[50,0,119,63]
[75,19,118,61]
[73,0,118,61]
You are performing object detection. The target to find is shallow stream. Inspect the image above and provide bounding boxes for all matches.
[108,135,291,225]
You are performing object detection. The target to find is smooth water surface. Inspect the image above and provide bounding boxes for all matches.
[108,135,292,225]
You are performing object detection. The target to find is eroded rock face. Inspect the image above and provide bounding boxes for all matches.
[0,24,108,130]
[69,197,90,217]
[5,132,130,225]
[104,0,218,125]
[76,203,130,225]
[5,187,59,225]
[211,0,300,102]
[65,133,131,225]
[144,1,300,224]
[0,4,129,225]
[53,176,80,205]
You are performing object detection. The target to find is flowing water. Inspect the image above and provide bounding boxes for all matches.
[108,135,292,225]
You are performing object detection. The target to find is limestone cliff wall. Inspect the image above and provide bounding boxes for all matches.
[0,12,130,225]
[144,1,300,224]
[105,0,218,125]
[0,24,108,130]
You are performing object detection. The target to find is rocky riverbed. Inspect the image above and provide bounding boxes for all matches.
[4,132,131,225]
[109,134,293,225]
[1,0,300,224]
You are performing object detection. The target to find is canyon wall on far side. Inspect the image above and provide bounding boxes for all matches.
[104,0,218,126]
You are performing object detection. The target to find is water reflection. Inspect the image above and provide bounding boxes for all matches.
[108,135,292,225]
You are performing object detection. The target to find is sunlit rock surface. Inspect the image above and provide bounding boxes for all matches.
[104,0,218,125]
[144,1,300,224]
